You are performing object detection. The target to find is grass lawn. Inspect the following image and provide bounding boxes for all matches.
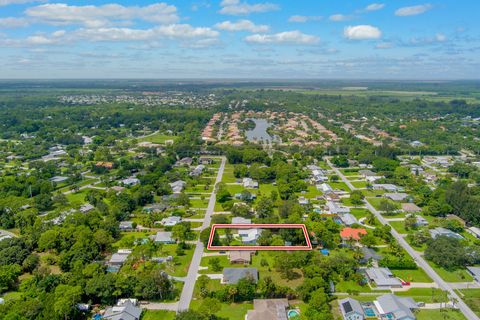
[190,198,210,209]
[258,183,278,197]
[190,300,253,320]
[335,280,372,293]
[389,221,409,234]
[351,181,368,189]
[428,262,474,282]
[64,189,93,204]
[416,309,467,320]
[329,181,350,192]
[296,185,320,199]
[391,268,432,282]
[226,184,247,195]
[350,208,372,220]
[142,310,175,320]
[396,288,448,303]
[113,231,154,249]
[161,244,195,277]
[458,289,480,317]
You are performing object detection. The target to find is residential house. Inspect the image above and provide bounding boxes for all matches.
[107,249,132,272]
[365,268,403,289]
[239,228,262,244]
[406,214,428,227]
[232,217,251,224]
[143,203,168,213]
[372,184,398,192]
[401,203,421,213]
[153,231,175,244]
[103,299,142,320]
[468,226,480,239]
[385,193,409,202]
[175,157,193,166]
[189,164,205,177]
[96,161,114,169]
[338,297,365,320]
[79,203,94,214]
[410,140,424,148]
[429,227,463,240]
[170,180,186,194]
[120,177,140,187]
[119,221,134,231]
[340,228,367,241]
[246,299,289,320]
[234,192,257,201]
[360,247,382,265]
[317,183,333,193]
[243,177,259,189]
[374,294,417,320]
[298,196,309,206]
[229,251,253,264]
[327,201,350,214]
[359,170,376,178]
[160,216,182,227]
[198,157,214,165]
[340,213,358,226]
[49,176,69,183]
[222,268,258,284]
[467,267,480,283]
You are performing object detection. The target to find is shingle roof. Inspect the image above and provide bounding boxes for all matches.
[223,268,258,284]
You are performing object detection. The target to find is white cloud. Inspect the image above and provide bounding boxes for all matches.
[0,0,42,6]
[435,33,447,42]
[215,19,269,32]
[329,14,352,22]
[288,15,322,23]
[395,4,433,16]
[0,17,29,28]
[245,30,319,45]
[73,24,219,42]
[219,0,279,15]
[25,3,179,27]
[376,42,393,49]
[344,25,382,40]
[365,3,385,11]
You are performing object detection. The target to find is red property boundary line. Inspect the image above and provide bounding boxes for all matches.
[207,224,312,251]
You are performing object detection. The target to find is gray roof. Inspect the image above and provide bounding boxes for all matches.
[223,268,258,284]
[376,294,416,319]
[154,231,174,243]
[361,247,382,262]
[385,193,409,201]
[340,213,358,226]
[467,266,480,279]
[339,297,364,317]
[429,227,463,240]
[247,299,289,320]
[103,300,142,320]
[365,267,402,287]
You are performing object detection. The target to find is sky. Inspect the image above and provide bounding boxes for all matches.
[0,0,479,79]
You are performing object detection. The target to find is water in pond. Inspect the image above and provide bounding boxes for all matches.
[245,118,280,143]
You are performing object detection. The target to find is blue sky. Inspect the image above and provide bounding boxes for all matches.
[0,0,479,79]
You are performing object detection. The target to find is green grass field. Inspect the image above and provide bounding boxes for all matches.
[391,268,432,283]
[138,133,179,144]
[416,309,467,320]
[396,288,448,303]
[142,310,175,320]
[428,262,474,283]
[458,289,480,317]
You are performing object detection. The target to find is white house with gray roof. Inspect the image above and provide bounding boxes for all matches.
[103,299,142,320]
[429,227,463,240]
[365,267,403,289]
[338,297,364,320]
[374,294,417,320]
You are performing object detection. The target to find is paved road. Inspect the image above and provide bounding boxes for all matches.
[177,156,226,312]
[326,158,479,320]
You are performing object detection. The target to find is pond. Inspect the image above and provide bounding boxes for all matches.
[245,118,280,144]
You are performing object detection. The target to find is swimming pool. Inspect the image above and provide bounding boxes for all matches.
[364,307,375,317]
[287,309,300,318]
